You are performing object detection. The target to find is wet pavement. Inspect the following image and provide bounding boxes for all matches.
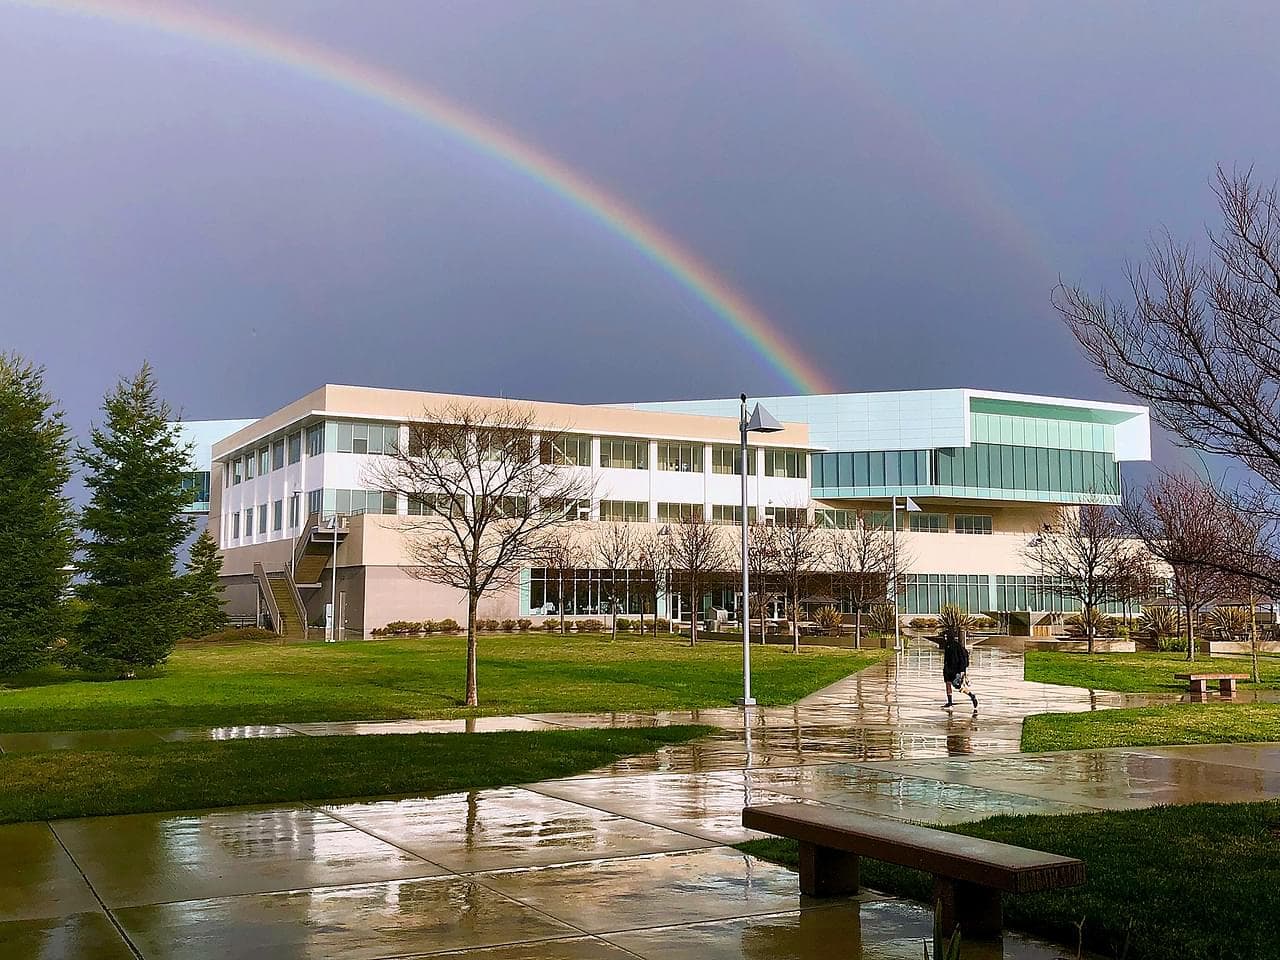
[5,644,1279,958]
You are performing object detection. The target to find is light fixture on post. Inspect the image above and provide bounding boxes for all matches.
[890,495,921,653]
[738,394,783,707]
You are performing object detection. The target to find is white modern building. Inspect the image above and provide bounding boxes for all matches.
[178,384,1150,639]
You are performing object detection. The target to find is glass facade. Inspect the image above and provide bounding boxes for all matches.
[180,471,211,509]
[327,421,400,455]
[907,512,947,533]
[811,450,928,489]
[994,575,1125,614]
[656,441,703,472]
[528,567,656,616]
[900,574,988,614]
[763,449,807,478]
[317,488,398,516]
[711,504,757,524]
[657,502,704,522]
[934,443,1118,496]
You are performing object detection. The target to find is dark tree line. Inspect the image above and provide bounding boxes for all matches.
[0,356,223,679]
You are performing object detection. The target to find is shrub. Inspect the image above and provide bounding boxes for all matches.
[909,617,940,631]
[436,618,460,633]
[190,626,277,644]
[475,618,497,632]
[813,606,843,635]
[1065,608,1115,639]
[498,619,515,632]
[653,617,670,634]
[1140,606,1180,641]
[864,603,898,634]
[1157,634,1189,652]
[1210,606,1253,640]
[542,619,561,632]
[971,615,998,632]
[615,618,632,632]
[420,620,436,634]
[517,618,533,631]
[578,618,604,633]
[937,604,978,642]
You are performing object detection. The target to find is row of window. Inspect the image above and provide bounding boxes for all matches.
[935,443,1119,496]
[814,508,993,535]
[229,494,303,540]
[228,432,304,486]
[811,450,929,490]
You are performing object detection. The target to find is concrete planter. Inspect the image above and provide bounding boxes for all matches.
[1198,639,1280,656]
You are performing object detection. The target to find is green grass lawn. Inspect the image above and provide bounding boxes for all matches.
[1023,702,1280,751]
[0,725,708,824]
[1025,649,1280,692]
[0,634,881,733]
[740,801,1280,960]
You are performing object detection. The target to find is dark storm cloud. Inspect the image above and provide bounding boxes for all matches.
[2,0,1278,475]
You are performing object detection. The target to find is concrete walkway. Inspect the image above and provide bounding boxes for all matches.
[5,646,1279,959]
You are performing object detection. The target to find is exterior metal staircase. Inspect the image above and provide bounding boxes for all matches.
[293,512,349,586]
[252,514,350,642]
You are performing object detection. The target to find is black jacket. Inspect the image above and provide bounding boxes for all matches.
[943,638,969,677]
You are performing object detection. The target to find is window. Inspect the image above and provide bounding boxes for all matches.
[599,500,648,522]
[527,566,657,617]
[540,433,592,466]
[711,504,757,524]
[180,471,211,507]
[288,493,300,528]
[763,449,807,479]
[600,436,648,470]
[933,443,1120,496]
[812,450,926,489]
[244,508,254,537]
[765,506,808,527]
[287,432,302,464]
[272,439,285,471]
[257,504,268,534]
[258,447,270,476]
[408,493,464,517]
[541,497,591,520]
[711,445,754,475]
[326,420,401,455]
[306,423,325,456]
[657,502,704,522]
[232,512,240,539]
[656,441,703,472]
[327,489,397,515]
[231,458,242,485]
[245,454,256,480]
[815,508,857,529]
[307,489,323,516]
[908,512,948,533]
[901,573,988,614]
[272,499,283,531]
[955,514,993,535]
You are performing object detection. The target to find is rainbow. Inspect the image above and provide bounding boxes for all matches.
[8,0,835,395]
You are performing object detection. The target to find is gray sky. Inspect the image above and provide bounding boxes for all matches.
[2,0,1278,471]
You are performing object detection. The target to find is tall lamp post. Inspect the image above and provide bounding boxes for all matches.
[737,394,783,707]
[890,495,921,653]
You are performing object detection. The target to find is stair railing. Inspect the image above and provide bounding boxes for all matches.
[253,562,284,638]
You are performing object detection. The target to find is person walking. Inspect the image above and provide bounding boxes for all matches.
[942,633,979,712]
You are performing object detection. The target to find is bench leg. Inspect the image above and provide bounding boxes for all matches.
[1189,679,1207,696]
[1220,678,1237,696]
[933,876,1003,949]
[798,841,860,897]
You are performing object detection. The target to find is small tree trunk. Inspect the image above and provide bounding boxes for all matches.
[689,576,697,646]
[1185,603,1195,662]
[611,598,618,642]
[1085,604,1095,654]
[854,607,862,650]
[791,596,800,655]
[465,593,479,707]
[558,570,566,636]
[1250,599,1260,684]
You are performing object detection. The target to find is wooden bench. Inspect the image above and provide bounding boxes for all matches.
[743,802,1084,946]
[1175,672,1247,696]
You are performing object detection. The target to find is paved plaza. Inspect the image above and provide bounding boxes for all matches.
[5,645,1280,959]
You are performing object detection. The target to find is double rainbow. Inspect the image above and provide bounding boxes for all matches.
[11,0,835,395]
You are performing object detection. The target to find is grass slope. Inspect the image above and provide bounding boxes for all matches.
[1023,702,1280,751]
[741,801,1280,960]
[0,634,881,733]
[1025,650,1280,693]
[0,725,708,824]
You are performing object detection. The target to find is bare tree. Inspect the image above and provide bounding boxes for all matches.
[370,401,594,706]
[593,522,636,642]
[668,517,731,646]
[1053,165,1280,593]
[1123,473,1232,662]
[826,513,896,650]
[539,526,587,636]
[1024,504,1145,654]
[634,528,670,639]
[746,521,780,645]
[772,513,822,654]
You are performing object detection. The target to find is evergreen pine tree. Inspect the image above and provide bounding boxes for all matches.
[75,364,193,675]
[0,354,76,675]
[184,528,227,638]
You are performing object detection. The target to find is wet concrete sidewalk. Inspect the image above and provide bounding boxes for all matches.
[5,645,1279,959]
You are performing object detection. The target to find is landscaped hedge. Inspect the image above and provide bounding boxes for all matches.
[371,619,463,638]
[188,626,278,644]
